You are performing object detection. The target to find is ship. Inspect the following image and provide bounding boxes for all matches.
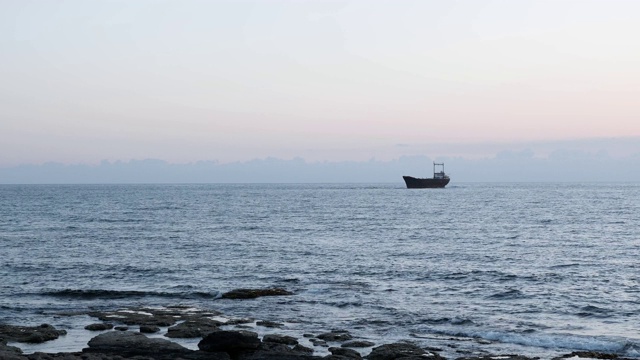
[403,162,450,188]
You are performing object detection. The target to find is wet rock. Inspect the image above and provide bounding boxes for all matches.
[263,334,299,345]
[239,352,319,360]
[294,344,315,354]
[342,340,375,348]
[236,341,320,360]
[165,318,222,338]
[86,306,222,329]
[317,331,353,342]
[424,346,444,352]
[365,342,445,360]
[198,330,261,352]
[114,326,128,331]
[226,317,255,325]
[458,357,539,360]
[83,331,191,358]
[310,338,329,347]
[221,288,293,299]
[0,324,67,343]
[329,346,362,358]
[84,323,114,331]
[256,320,284,328]
[0,340,24,360]
[553,352,618,360]
[87,308,178,327]
[303,333,316,338]
[139,325,161,333]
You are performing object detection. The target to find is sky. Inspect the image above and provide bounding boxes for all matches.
[1,0,639,167]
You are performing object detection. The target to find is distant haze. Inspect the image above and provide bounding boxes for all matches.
[1,1,639,179]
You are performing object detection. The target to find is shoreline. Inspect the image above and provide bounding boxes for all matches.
[1,300,635,360]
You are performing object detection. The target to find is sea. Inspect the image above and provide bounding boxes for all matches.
[1,183,640,359]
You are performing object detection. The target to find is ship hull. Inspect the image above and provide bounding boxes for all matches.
[403,176,450,188]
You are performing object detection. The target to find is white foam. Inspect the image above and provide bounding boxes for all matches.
[435,327,633,354]
[210,316,230,323]
[118,310,153,316]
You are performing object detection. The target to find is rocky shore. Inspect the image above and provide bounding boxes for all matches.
[0,288,633,360]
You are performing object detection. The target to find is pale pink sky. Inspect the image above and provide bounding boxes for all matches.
[1,0,639,166]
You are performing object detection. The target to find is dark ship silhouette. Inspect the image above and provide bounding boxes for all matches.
[403,162,450,188]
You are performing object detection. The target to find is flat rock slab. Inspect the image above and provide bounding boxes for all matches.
[221,288,293,299]
[87,306,222,327]
[457,357,540,360]
[553,352,623,360]
[166,318,223,338]
[365,342,445,360]
[330,346,362,358]
[84,323,114,331]
[256,320,284,328]
[140,325,161,333]
[0,324,67,343]
[263,334,299,345]
[317,331,353,342]
[198,330,261,352]
[236,342,321,360]
[84,331,188,357]
[342,340,376,348]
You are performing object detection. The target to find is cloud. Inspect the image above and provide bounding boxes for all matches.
[2,150,639,184]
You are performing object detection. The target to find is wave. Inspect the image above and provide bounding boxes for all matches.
[550,263,581,269]
[486,289,527,300]
[577,305,614,318]
[86,218,146,223]
[41,289,220,300]
[432,327,640,357]
[422,317,475,326]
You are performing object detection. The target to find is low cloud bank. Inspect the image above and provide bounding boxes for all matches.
[1,150,639,184]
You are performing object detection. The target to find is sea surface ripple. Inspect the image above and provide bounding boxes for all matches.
[1,183,640,358]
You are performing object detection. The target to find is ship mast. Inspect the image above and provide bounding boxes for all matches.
[433,162,445,179]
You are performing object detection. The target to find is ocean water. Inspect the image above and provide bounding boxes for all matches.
[1,183,640,359]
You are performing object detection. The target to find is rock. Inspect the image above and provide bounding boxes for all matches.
[365,342,445,360]
[310,338,329,347]
[293,344,315,354]
[256,320,284,328]
[263,334,299,345]
[166,318,222,338]
[458,357,538,360]
[0,340,24,360]
[139,325,161,333]
[84,323,114,331]
[553,352,617,360]
[83,331,193,358]
[235,341,320,360]
[329,346,362,358]
[0,324,67,343]
[226,317,255,325]
[88,308,178,327]
[342,340,375,348]
[221,288,293,299]
[114,326,129,331]
[303,333,316,338]
[239,352,319,360]
[317,331,353,342]
[198,330,261,352]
